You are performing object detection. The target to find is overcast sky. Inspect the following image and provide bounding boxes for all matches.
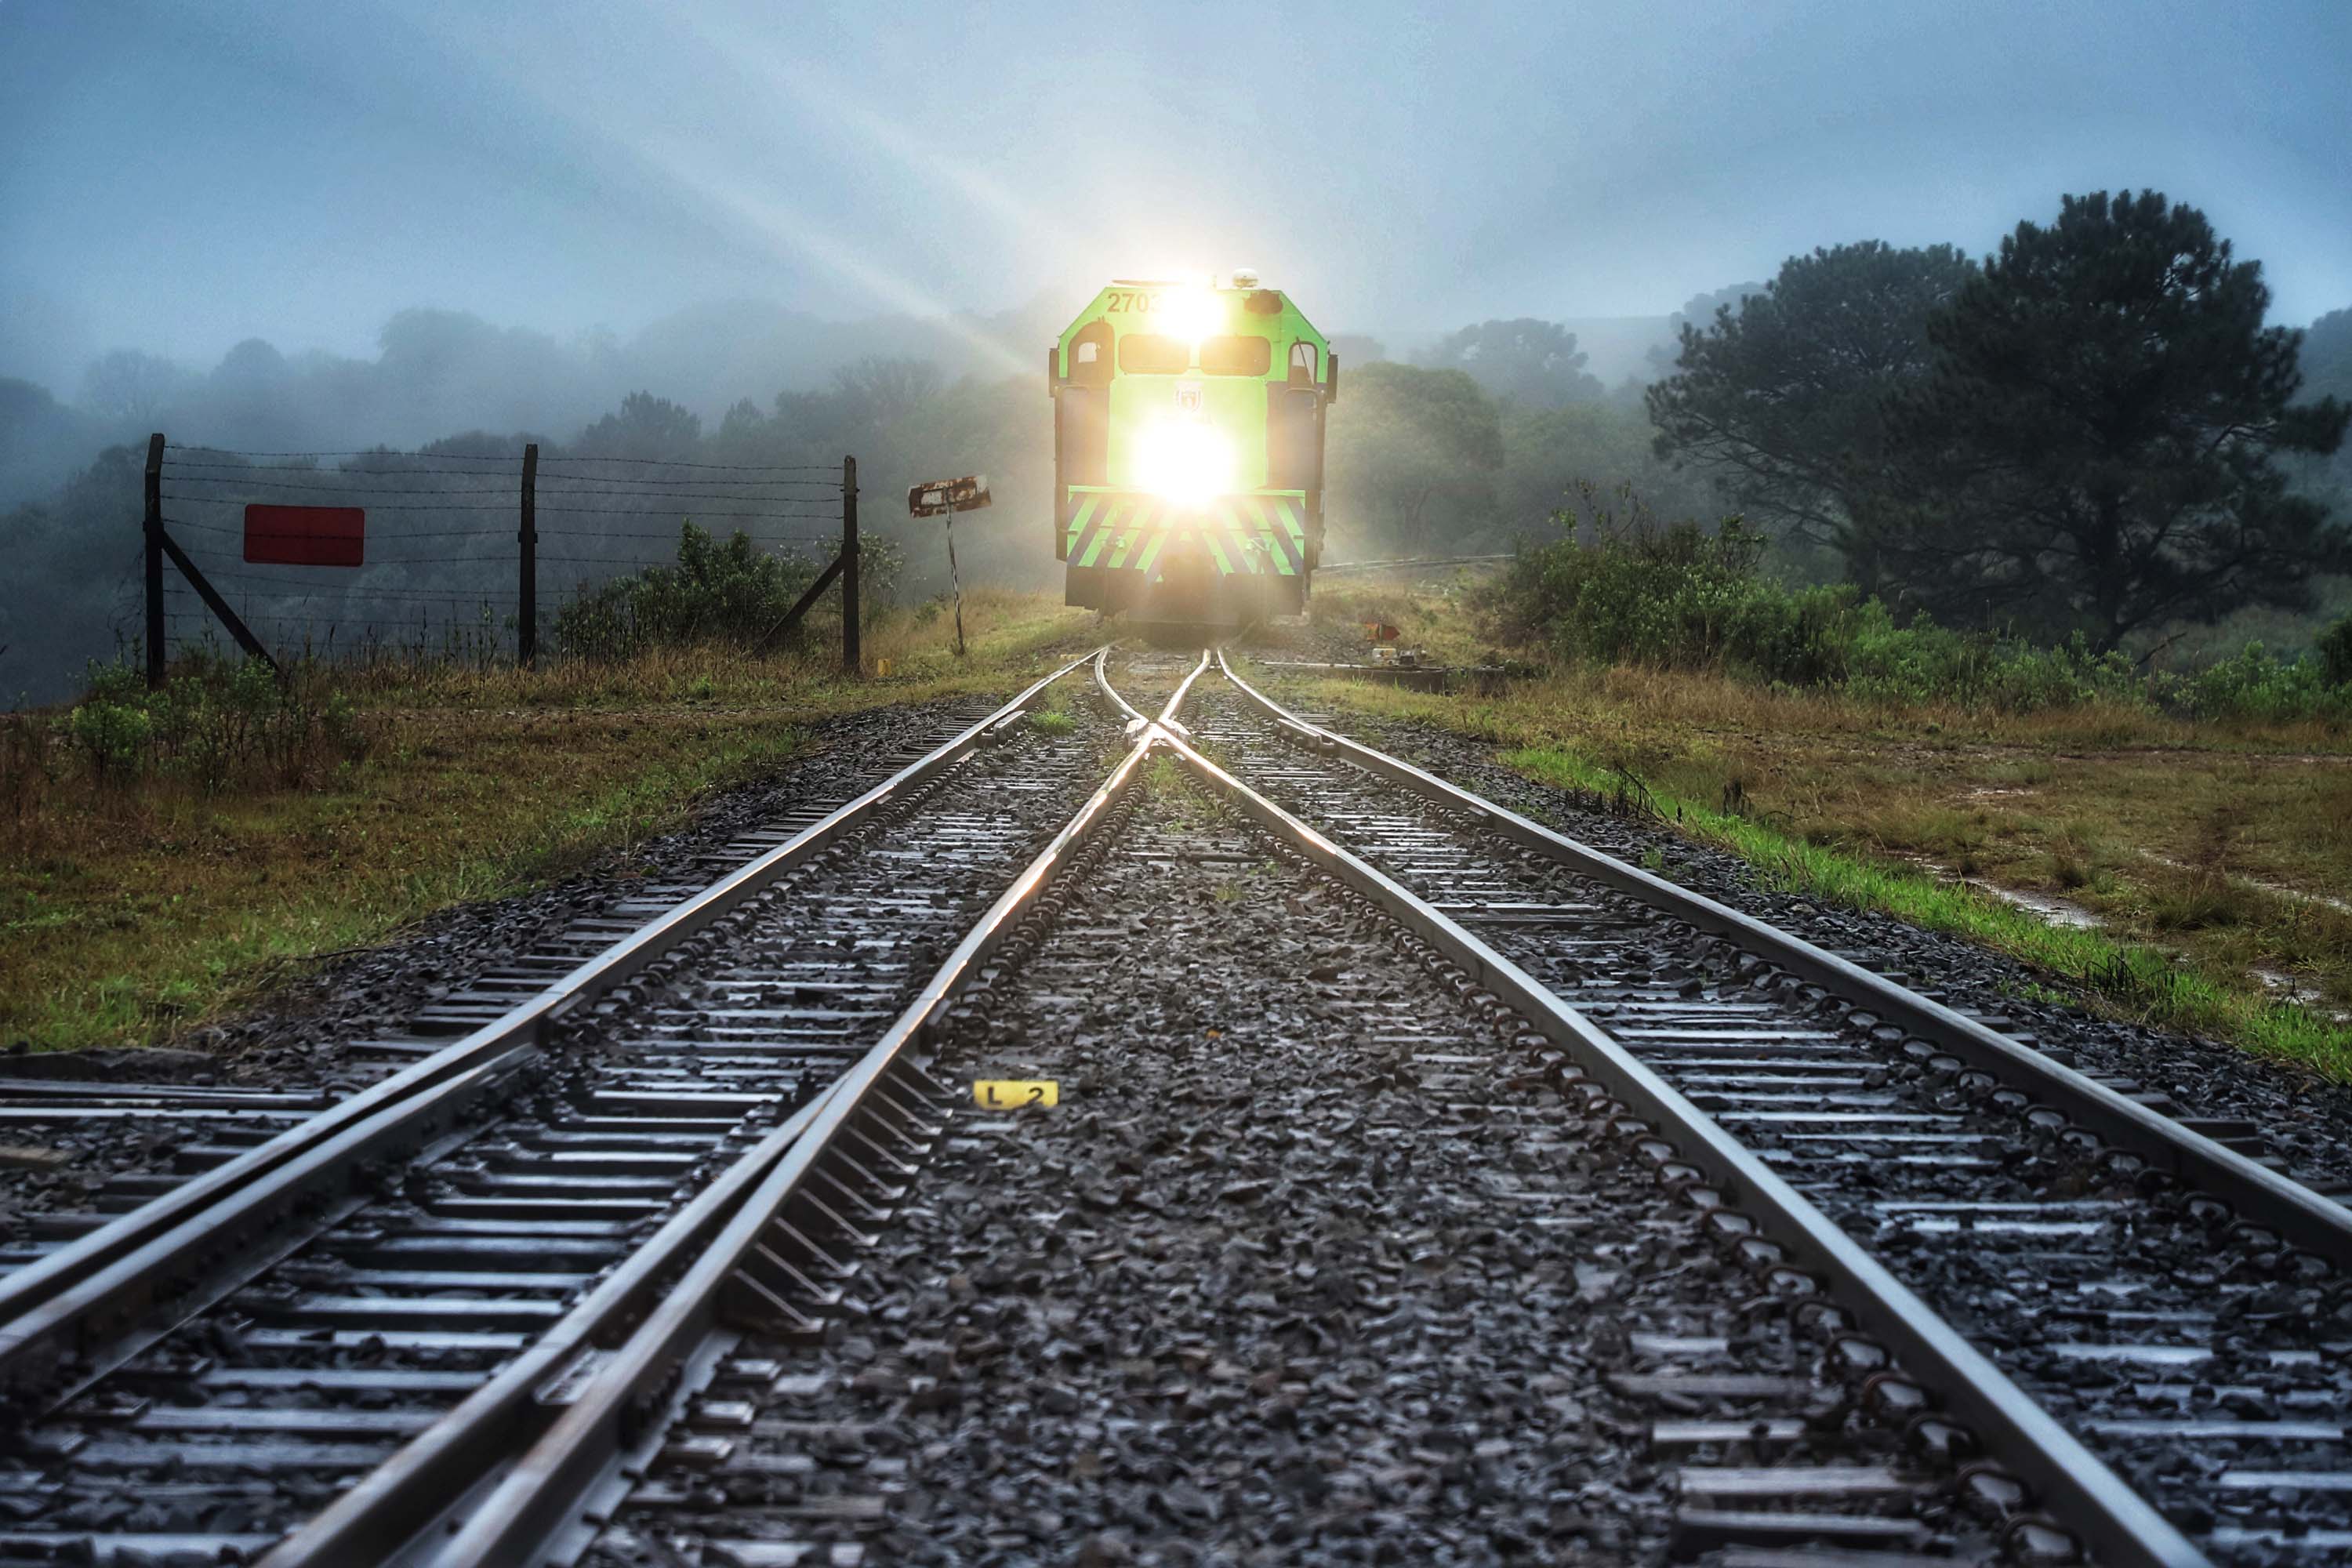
[4,0,2347,391]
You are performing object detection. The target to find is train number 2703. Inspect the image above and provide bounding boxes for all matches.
[1103,290,1163,314]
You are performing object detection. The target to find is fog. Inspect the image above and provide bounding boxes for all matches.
[4,1,2350,699]
[0,292,1715,702]
[8,0,2348,388]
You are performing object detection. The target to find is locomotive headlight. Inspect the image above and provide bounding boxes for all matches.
[1135,416,1233,506]
[1167,286,1225,346]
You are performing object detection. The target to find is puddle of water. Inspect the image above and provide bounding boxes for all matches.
[2251,969,2352,1024]
[1973,881,2106,929]
[1902,856,2105,929]
[1898,861,2350,1022]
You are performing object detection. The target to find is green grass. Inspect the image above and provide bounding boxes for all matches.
[3,590,1102,1052]
[1501,741,2352,1080]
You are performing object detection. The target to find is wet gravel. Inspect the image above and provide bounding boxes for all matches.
[206,694,1014,1081]
[590,766,1986,1568]
[1272,684,2352,1200]
[1192,681,2352,1562]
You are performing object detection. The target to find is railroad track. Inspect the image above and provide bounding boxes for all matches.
[1187,650,2352,1566]
[0,655,1125,1564]
[0,647,2342,1565]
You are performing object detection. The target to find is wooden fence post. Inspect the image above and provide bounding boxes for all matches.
[144,433,165,687]
[518,442,539,668]
[842,455,859,674]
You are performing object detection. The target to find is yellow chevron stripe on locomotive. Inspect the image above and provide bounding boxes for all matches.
[1048,271,1337,623]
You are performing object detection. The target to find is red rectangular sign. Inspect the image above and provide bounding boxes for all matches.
[243,505,365,566]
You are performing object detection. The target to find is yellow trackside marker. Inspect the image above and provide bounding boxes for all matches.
[973,1080,1059,1109]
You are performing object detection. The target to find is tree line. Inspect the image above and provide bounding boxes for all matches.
[1650,190,2348,652]
[5,188,2347,699]
[1343,193,2350,659]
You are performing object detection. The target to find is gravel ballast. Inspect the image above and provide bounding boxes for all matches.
[591,768,1973,1567]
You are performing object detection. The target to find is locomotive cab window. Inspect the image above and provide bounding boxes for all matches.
[1069,319,1112,386]
[1288,342,1317,383]
[1200,335,1272,376]
[1116,334,1192,375]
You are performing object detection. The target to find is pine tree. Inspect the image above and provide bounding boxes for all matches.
[1646,241,1976,592]
[1889,191,2349,648]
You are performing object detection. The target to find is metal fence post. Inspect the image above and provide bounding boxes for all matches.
[143,433,165,687]
[518,443,539,668]
[842,454,859,674]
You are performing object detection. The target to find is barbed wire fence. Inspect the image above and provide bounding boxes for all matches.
[133,436,862,683]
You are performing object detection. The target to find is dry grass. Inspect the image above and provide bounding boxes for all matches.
[2,591,1098,1051]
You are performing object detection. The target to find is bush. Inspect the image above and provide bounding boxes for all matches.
[54,652,371,794]
[2320,615,2352,688]
[65,696,153,783]
[2169,641,2351,724]
[555,523,822,661]
[553,522,901,662]
[1486,485,1815,673]
[1483,485,2351,720]
[854,534,907,614]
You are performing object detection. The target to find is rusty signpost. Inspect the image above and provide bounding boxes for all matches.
[908,474,991,657]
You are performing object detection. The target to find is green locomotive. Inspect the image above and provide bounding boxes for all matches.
[1049,271,1336,622]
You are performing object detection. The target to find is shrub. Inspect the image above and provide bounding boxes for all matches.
[555,523,822,661]
[2319,615,2352,688]
[552,522,900,662]
[65,697,153,783]
[1486,485,1813,674]
[1482,485,2350,720]
[2169,642,2345,724]
[53,652,371,795]
[854,535,907,614]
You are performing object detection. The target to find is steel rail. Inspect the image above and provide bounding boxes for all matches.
[1090,645,1207,734]
[375,656,1190,1568]
[1093,646,1149,725]
[1152,695,2208,1568]
[0,650,1105,1397]
[260,1091,833,1566]
[1215,652,2352,1268]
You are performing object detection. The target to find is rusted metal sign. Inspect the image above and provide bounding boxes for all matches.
[244,504,365,566]
[907,474,992,517]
